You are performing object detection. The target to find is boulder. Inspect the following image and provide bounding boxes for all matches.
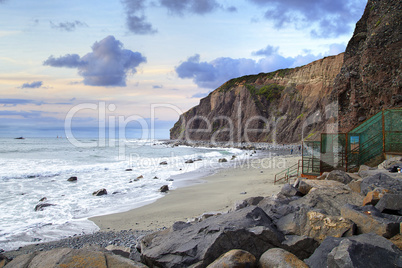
[282,235,319,260]
[218,158,228,163]
[302,211,355,242]
[305,233,402,268]
[125,169,133,171]
[375,193,402,213]
[159,161,168,165]
[38,197,47,202]
[34,203,55,211]
[326,170,353,184]
[360,172,402,195]
[362,188,389,206]
[259,248,308,268]
[67,176,77,182]
[137,175,144,179]
[347,179,362,193]
[185,159,194,164]
[92,188,107,196]
[140,206,284,268]
[297,179,345,195]
[390,234,402,250]
[153,176,159,180]
[159,185,169,193]
[4,248,148,268]
[340,204,400,238]
[279,184,301,198]
[315,172,329,180]
[291,185,364,216]
[0,254,10,267]
[206,249,257,268]
[378,156,402,170]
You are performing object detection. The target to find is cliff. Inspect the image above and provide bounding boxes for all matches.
[170,0,401,143]
[332,0,401,132]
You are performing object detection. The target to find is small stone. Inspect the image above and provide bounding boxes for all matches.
[67,176,77,182]
[125,169,133,171]
[160,161,168,165]
[39,197,47,202]
[160,185,169,193]
[92,188,107,196]
[35,203,55,211]
[137,175,144,179]
[218,158,228,163]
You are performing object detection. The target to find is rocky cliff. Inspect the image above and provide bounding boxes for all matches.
[332,0,401,132]
[171,0,401,143]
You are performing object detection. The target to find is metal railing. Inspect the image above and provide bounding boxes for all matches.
[274,160,302,184]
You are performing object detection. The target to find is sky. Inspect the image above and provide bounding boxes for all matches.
[0,0,367,138]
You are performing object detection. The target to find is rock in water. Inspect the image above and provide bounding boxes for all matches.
[34,203,55,211]
[218,158,228,163]
[92,188,107,196]
[67,176,77,182]
[159,185,169,193]
[140,206,284,268]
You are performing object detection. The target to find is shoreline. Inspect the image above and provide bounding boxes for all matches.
[89,154,301,231]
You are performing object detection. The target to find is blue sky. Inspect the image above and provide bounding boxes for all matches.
[0,0,366,138]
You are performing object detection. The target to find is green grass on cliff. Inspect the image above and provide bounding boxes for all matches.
[246,84,285,102]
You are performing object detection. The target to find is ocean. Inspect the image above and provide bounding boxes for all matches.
[0,137,249,251]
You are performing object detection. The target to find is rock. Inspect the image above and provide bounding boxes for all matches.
[282,235,319,260]
[140,206,284,268]
[159,161,167,165]
[340,204,400,238]
[185,159,194,164]
[231,155,236,160]
[38,197,47,202]
[297,179,345,195]
[360,172,402,195]
[305,233,402,268]
[206,249,257,268]
[315,172,329,180]
[291,185,364,216]
[259,248,308,268]
[153,176,159,180]
[390,234,402,250]
[105,245,131,258]
[92,188,107,196]
[326,170,353,184]
[362,188,389,206]
[347,179,362,193]
[67,176,77,182]
[159,185,169,193]
[375,193,402,213]
[358,165,374,174]
[34,203,55,211]
[218,158,228,163]
[279,184,300,198]
[0,254,10,267]
[378,157,402,170]
[302,211,355,242]
[137,175,143,179]
[125,169,133,171]
[4,248,147,268]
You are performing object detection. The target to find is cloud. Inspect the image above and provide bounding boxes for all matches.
[153,85,163,89]
[43,35,147,87]
[21,81,43,89]
[247,0,366,38]
[0,110,43,118]
[50,20,88,31]
[176,46,338,89]
[122,0,157,34]
[159,0,220,15]
[0,99,44,107]
[227,6,237,12]
[252,45,279,57]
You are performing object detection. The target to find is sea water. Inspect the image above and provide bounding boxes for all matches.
[0,137,248,251]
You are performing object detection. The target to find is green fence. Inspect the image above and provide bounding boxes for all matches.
[301,108,402,175]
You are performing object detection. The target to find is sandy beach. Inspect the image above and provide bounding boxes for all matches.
[90,154,301,231]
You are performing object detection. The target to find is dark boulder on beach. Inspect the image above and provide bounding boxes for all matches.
[185,159,194,164]
[159,161,167,165]
[140,206,284,268]
[34,203,55,211]
[159,185,169,193]
[218,158,227,163]
[39,197,47,202]
[92,188,107,196]
[67,176,77,182]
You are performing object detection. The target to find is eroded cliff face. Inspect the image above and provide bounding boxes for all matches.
[332,0,401,132]
[170,0,401,143]
[170,54,344,143]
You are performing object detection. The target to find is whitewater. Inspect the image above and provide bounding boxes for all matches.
[0,137,248,251]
